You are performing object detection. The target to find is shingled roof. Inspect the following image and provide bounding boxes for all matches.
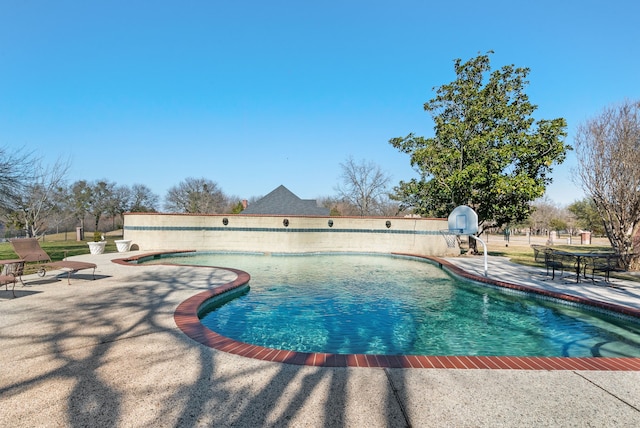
[242,185,330,216]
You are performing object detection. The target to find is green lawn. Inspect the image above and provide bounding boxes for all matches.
[0,234,122,275]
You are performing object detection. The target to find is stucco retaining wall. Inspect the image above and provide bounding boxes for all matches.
[122,213,459,256]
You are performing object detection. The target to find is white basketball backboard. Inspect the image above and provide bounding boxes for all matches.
[447,205,478,235]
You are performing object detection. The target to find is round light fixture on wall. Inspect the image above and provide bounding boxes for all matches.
[386,221,391,228]
[283,219,289,227]
[328,219,334,227]
[222,218,229,226]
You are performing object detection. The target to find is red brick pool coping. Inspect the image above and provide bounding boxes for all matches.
[116,252,640,370]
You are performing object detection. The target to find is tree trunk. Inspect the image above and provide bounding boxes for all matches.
[468,235,478,254]
[608,225,640,271]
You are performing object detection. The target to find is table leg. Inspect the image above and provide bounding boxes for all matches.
[576,257,581,282]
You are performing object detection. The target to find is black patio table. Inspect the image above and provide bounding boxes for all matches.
[552,249,618,283]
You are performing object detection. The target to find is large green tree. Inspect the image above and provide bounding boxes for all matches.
[390,52,569,232]
[567,198,605,236]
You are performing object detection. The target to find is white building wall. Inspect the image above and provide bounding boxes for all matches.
[122,213,459,256]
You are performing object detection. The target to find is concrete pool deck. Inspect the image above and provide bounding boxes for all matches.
[1,251,640,426]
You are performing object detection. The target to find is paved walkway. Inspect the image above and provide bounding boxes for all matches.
[1,251,640,426]
[444,255,640,313]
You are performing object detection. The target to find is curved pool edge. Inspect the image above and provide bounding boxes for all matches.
[111,249,197,266]
[119,251,640,370]
[396,253,640,320]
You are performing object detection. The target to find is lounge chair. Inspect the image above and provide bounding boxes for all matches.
[9,238,97,285]
[1,259,25,297]
[0,273,17,297]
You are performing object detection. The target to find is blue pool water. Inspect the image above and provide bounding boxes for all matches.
[153,253,640,357]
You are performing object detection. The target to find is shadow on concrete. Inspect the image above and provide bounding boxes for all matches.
[0,265,409,426]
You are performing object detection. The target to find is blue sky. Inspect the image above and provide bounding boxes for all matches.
[1,1,638,208]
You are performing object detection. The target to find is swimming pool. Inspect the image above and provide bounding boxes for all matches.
[151,252,640,358]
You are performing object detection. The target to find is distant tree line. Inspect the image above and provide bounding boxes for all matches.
[0,144,604,243]
[0,149,404,239]
[505,196,604,238]
[0,159,164,238]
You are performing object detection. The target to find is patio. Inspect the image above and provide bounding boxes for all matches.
[1,251,639,426]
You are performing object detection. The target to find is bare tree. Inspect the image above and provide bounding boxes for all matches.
[574,100,640,270]
[0,146,34,211]
[335,157,392,216]
[561,206,578,239]
[107,185,132,229]
[164,177,228,213]
[68,180,92,233]
[2,157,70,237]
[48,184,78,236]
[87,180,116,239]
[129,184,159,212]
[527,197,561,236]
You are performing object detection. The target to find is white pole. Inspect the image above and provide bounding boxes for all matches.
[473,235,489,277]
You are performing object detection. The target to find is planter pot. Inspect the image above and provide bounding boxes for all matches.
[114,239,132,252]
[87,241,106,255]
